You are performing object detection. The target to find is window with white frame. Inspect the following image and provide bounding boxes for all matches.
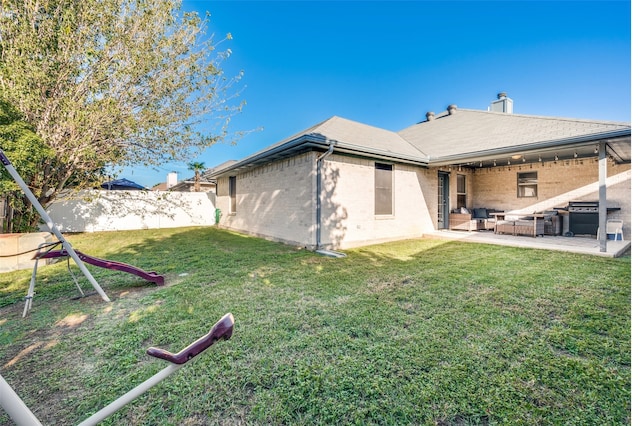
[375,163,393,215]
[517,171,538,198]
[456,174,467,208]
[229,176,237,213]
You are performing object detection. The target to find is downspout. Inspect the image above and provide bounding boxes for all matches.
[315,143,334,250]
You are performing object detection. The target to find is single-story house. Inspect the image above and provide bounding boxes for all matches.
[209,94,631,251]
[167,176,217,193]
[152,161,238,192]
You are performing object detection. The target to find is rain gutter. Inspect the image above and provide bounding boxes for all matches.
[208,135,430,178]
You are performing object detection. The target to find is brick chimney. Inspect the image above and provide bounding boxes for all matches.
[489,92,513,113]
[167,171,178,189]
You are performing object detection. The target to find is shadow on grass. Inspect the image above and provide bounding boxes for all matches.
[0,226,319,333]
[0,227,631,425]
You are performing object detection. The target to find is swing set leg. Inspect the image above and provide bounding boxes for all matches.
[1,149,110,303]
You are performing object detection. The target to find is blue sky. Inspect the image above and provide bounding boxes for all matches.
[125,1,631,188]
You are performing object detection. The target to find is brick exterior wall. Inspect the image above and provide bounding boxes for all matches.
[216,152,316,247]
[216,152,437,250]
[319,155,434,249]
[217,152,631,248]
[446,157,631,239]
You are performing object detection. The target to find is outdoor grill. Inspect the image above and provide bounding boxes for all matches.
[567,201,599,236]
[566,201,620,236]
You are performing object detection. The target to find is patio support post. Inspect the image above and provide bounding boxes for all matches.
[598,141,607,253]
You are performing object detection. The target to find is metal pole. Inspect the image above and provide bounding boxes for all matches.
[0,374,43,426]
[77,364,181,426]
[0,150,110,302]
[598,142,607,253]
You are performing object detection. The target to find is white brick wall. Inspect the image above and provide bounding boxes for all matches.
[216,152,435,249]
[217,153,631,248]
[216,153,316,247]
[320,156,434,249]
[0,232,54,272]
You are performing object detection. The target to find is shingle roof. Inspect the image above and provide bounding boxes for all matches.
[202,160,238,180]
[399,109,630,160]
[209,116,430,176]
[308,116,426,160]
[210,108,630,176]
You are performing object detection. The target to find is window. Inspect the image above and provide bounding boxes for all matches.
[456,174,467,208]
[229,176,236,213]
[375,163,393,215]
[517,172,538,198]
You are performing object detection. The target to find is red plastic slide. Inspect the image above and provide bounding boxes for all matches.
[36,249,165,286]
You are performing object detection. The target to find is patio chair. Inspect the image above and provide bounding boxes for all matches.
[597,219,624,241]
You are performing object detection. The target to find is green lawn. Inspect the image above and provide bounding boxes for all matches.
[0,227,631,425]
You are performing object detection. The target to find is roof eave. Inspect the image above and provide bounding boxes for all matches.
[210,135,430,177]
[426,129,631,166]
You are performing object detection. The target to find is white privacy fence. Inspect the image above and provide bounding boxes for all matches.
[40,190,218,233]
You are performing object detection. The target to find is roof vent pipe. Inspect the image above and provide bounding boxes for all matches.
[447,104,457,115]
[426,111,435,121]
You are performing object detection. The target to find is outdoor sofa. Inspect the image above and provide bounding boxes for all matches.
[449,207,503,231]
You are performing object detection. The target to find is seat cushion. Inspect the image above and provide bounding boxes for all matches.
[473,208,488,219]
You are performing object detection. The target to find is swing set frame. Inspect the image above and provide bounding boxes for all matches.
[2,150,234,424]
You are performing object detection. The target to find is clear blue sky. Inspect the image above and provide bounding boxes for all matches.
[125,0,631,188]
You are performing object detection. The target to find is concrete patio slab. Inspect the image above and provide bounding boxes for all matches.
[425,230,630,258]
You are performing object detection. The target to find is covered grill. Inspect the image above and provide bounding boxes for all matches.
[566,201,620,236]
[567,201,599,236]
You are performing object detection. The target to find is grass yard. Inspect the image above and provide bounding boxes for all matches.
[0,227,631,425]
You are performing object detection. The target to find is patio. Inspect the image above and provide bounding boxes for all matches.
[426,229,630,257]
